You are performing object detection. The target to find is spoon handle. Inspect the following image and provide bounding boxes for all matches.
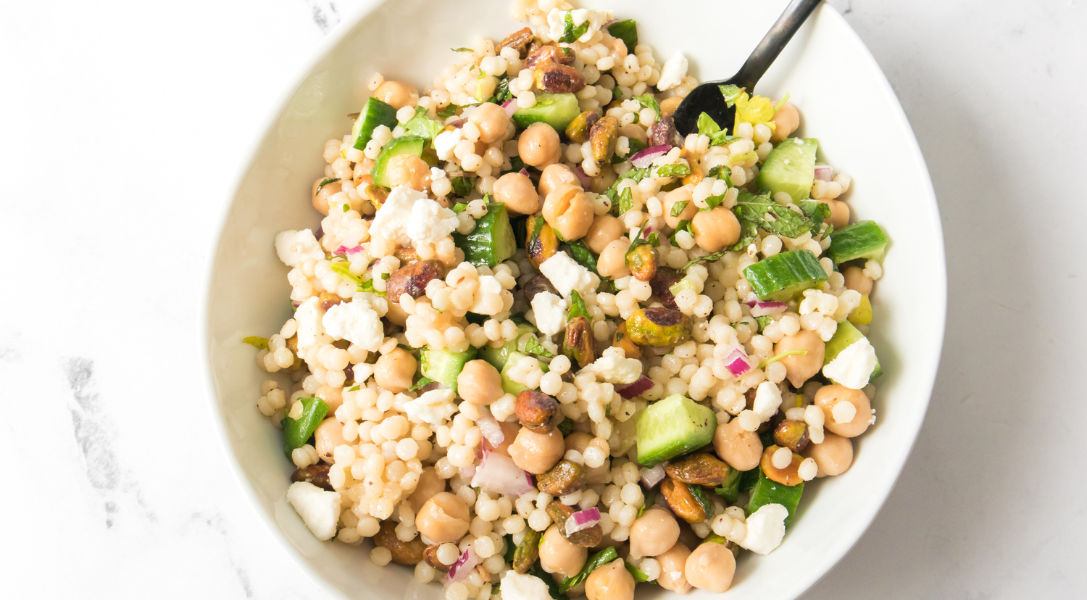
[731,0,822,90]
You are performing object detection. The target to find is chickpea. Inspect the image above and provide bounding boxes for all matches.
[468,102,510,144]
[713,418,763,471]
[691,207,741,252]
[584,215,624,254]
[373,347,416,393]
[660,96,683,117]
[564,431,593,454]
[415,492,470,543]
[586,559,635,600]
[374,80,419,110]
[619,123,648,147]
[802,431,854,477]
[774,331,826,388]
[596,238,632,279]
[655,542,692,593]
[408,467,446,512]
[518,122,561,168]
[538,163,581,197]
[770,101,800,142]
[843,265,873,296]
[539,524,588,578]
[543,187,594,241]
[493,172,539,215]
[821,199,850,229]
[455,360,504,406]
[311,178,342,216]
[628,508,680,559]
[491,421,521,456]
[814,385,872,438]
[662,186,696,229]
[508,427,565,474]
[314,417,347,464]
[684,542,736,593]
[352,161,373,187]
[385,154,431,192]
[590,166,618,194]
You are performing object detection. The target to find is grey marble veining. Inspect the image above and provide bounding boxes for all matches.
[1,0,1084,597]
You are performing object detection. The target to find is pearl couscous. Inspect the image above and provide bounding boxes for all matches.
[245,1,888,598]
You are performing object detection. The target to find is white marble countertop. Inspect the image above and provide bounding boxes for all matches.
[2,0,1084,597]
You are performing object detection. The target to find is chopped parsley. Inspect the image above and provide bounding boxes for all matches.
[567,290,588,322]
[559,12,591,43]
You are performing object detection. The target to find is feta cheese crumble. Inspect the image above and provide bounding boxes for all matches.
[738,503,788,555]
[286,481,341,541]
[531,292,568,336]
[589,355,643,384]
[294,296,325,350]
[322,297,384,351]
[403,388,457,425]
[752,380,783,421]
[656,51,689,91]
[275,229,325,267]
[822,338,877,389]
[500,571,553,600]
[370,186,458,248]
[540,252,598,299]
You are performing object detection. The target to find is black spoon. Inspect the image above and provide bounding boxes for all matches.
[672,0,822,136]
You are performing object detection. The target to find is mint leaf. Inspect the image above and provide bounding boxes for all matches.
[450,176,476,197]
[681,250,727,271]
[493,75,513,104]
[697,112,721,137]
[560,12,590,43]
[707,165,732,184]
[524,337,556,359]
[316,177,340,194]
[437,104,458,119]
[409,376,434,391]
[567,290,588,322]
[668,220,692,246]
[452,47,473,52]
[403,106,443,140]
[633,94,660,120]
[656,163,691,178]
[670,200,690,217]
[719,84,743,108]
[568,240,598,274]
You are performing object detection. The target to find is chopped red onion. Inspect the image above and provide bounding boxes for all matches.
[639,464,667,488]
[334,244,364,256]
[630,145,672,169]
[475,407,505,447]
[519,168,529,177]
[460,465,477,479]
[565,507,601,535]
[445,547,479,585]
[471,446,535,496]
[814,165,833,182]
[618,375,654,399]
[502,98,518,118]
[750,301,787,317]
[574,166,593,188]
[724,347,755,378]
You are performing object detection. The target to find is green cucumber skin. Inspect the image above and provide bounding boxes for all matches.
[500,352,549,395]
[823,320,883,382]
[635,395,717,467]
[420,347,477,393]
[480,323,537,371]
[756,138,819,202]
[512,93,580,131]
[743,249,828,301]
[747,469,804,528]
[827,220,888,263]
[453,202,517,268]
[352,98,398,151]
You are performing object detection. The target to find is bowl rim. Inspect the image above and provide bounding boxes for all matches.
[199,2,947,598]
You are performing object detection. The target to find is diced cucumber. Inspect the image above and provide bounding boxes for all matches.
[824,320,882,381]
[453,201,517,268]
[827,220,888,263]
[512,93,581,132]
[420,346,477,393]
[742,249,828,301]
[371,135,427,187]
[607,20,638,53]
[848,294,872,325]
[747,469,804,528]
[480,323,537,371]
[635,394,717,467]
[500,351,549,396]
[351,97,399,151]
[756,138,819,202]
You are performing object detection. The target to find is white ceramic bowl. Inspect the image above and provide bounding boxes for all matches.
[202,1,946,598]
